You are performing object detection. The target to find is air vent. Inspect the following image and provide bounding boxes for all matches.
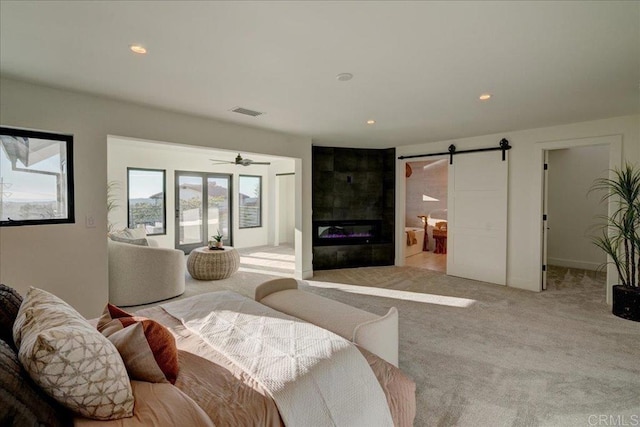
[230,107,264,117]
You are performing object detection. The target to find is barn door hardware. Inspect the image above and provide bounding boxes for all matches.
[398,138,512,164]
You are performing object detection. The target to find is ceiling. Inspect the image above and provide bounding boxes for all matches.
[1,1,638,149]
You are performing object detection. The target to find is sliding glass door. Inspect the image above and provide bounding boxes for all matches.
[175,172,232,253]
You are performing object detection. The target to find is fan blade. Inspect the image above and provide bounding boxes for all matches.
[209,158,235,164]
[240,158,271,166]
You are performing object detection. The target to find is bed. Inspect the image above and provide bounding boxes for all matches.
[129,292,417,426]
[2,284,415,427]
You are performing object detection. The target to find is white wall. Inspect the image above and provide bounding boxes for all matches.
[275,174,295,245]
[0,77,312,317]
[547,145,609,270]
[107,137,295,249]
[396,114,640,295]
[405,159,448,229]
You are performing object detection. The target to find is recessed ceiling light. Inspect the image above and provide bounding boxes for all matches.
[366,119,376,125]
[129,44,147,54]
[479,93,492,101]
[336,73,353,81]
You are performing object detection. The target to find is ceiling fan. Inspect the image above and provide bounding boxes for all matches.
[209,153,271,166]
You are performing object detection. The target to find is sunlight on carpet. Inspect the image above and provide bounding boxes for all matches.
[243,251,296,262]
[238,266,294,277]
[306,280,476,308]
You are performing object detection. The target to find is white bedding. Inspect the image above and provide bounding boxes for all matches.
[162,291,393,427]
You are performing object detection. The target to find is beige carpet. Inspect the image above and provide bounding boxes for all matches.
[131,248,640,426]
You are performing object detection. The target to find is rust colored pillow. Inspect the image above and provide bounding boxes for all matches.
[97,304,179,384]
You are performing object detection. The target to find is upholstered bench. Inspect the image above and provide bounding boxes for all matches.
[255,278,399,367]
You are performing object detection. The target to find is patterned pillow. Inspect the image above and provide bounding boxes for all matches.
[0,284,22,349]
[13,286,89,349]
[15,288,135,420]
[0,339,70,427]
[97,304,179,384]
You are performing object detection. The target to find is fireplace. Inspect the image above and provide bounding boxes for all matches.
[313,220,381,246]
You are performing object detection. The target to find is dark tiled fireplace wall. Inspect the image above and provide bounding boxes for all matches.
[312,146,395,269]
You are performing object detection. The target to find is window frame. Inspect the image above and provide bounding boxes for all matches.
[0,126,75,227]
[127,167,167,236]
[238,174,262,229]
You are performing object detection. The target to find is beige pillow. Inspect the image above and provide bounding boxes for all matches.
[109,228,149,246]
[110,227,147,240]
[109,234,149,246]
[97,304,179,384]
[14,288,134,420]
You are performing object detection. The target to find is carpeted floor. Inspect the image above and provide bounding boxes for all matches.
[131,247,640,426]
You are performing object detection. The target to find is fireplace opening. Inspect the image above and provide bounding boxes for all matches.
[313,220,381,246]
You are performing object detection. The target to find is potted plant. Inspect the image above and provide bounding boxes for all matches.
[590,163,640,321]
[209,231,224,249]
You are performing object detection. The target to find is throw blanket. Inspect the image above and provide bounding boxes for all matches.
[406,230,418,246]
[162,291,394,427]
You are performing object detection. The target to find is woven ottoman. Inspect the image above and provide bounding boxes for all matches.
[187,246,240,280]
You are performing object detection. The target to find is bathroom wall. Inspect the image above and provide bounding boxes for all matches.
[405,158,448,229]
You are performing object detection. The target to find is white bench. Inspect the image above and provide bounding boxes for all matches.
[255,278,399,367]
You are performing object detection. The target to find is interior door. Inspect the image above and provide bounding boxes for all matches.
[542,150,549,290]
[447,151,508,285]
[175,172,232,253]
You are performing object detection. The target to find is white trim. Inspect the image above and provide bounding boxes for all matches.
[533,134,623,304]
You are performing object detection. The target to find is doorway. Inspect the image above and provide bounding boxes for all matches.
[175,171,232,253]
[541,145,609,291]
[404,158,448,272]
[535,135,622,302]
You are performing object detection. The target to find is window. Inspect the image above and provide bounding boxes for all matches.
[239,175,261,228]
[0,127,74,226]
[127,168,166,235]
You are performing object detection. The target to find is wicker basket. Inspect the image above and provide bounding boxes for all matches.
[187,247,240,280]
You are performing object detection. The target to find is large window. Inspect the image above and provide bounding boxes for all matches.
[0,127,74,226]
[175,172,232,252]
[127,168,166,235]
[239,175,262,228]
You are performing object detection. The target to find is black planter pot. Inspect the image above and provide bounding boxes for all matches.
[612,285,640,322]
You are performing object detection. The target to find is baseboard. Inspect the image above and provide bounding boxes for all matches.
[298,268,313,280]
[547,257,601,271]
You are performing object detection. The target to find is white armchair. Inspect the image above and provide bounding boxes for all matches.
[108,239,186,306]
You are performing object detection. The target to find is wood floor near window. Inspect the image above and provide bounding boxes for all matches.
[404,251,446,272]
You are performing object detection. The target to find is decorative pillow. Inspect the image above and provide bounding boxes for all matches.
[13,285,91,349]
[0,283,22,349]
[109,227,148,245]
[108,234,149,246]
[0,339,71,427]
[97,304,179,384]
[15,288,134,420]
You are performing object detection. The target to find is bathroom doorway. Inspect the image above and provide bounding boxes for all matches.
[404,158,448,272]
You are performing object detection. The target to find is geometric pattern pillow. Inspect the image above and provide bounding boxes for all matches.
[0,283,22,349]
[13,286,89,349]
[97,304,179,384]
[15,288,134,420]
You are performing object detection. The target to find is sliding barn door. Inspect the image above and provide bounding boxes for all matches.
[447,151,508,285]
